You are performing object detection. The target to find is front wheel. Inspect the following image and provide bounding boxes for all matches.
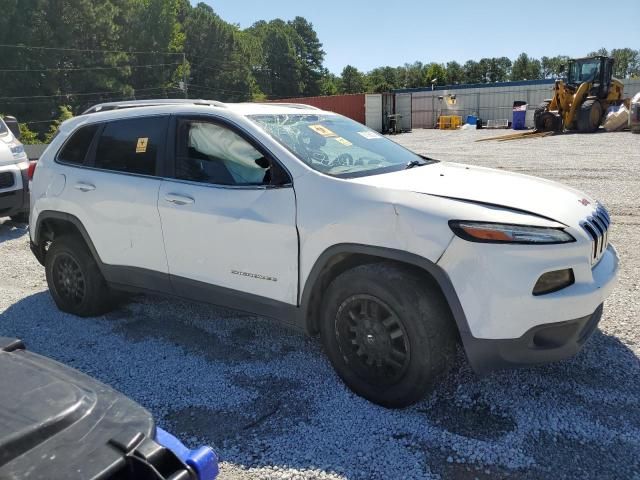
[45,235,113,317]
[320,263,457,408]
[577,99,603,133]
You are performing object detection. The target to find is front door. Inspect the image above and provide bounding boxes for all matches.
[158,116,299,307]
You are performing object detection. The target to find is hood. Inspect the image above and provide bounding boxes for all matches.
[352,162,597,226]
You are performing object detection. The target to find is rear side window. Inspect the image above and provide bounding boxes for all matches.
[58,125,99,165]
[94,117,167,176]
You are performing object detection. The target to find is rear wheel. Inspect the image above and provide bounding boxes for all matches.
[320,263,457,408]
[45,235,113,317]
[577,99,603,133]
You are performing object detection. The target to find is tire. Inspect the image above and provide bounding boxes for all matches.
[45,234,113,317]
[320,263,457,408]
[577,99,603,133]
[533,101,551,131]
[10,212,28,224]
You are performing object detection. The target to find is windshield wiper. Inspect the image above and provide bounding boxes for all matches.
[405,159,427,169]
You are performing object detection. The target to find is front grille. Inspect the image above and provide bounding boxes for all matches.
[0,171,14,189]
[581,204,611,266]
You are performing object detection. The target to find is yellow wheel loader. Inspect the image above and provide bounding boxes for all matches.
[534,56,625,133]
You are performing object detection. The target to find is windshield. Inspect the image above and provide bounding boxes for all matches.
[249,114,436,178]
[0,119,8,136]
[568,59,601,84]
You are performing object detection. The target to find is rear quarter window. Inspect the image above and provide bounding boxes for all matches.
[94,116,167,176]
[57,125,100,165]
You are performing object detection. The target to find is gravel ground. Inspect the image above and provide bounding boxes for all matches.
[1,128,639,479]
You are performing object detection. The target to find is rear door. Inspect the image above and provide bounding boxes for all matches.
[62,116,169,285]
[157,115,299,306]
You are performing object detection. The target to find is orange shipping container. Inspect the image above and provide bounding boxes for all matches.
[271,94,366,125]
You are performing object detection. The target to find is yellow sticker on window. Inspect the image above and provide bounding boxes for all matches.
[334,136,353,147]
[308,124,337,137]
[136,137,149,153]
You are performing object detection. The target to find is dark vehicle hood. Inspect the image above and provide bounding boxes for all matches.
[0,338,155,479]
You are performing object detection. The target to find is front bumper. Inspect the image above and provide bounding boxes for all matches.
[0,163,29,217]
[463,304,603,373]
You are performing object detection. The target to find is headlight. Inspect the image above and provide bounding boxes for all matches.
[449,221,575,244]
[8,142,26,159]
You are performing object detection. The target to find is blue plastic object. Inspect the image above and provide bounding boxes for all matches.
[466,115,477,125]
[156,428,219,480]
[512,110,526,130]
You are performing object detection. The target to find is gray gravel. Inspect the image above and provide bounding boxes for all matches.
[1,128,639,479]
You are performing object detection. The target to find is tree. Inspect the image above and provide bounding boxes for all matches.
[19,123,40,144]
[445,61,464,85]
[610,48,640,78]
[320,70,339,96]
[367,66,400,92]
[289,16,325,96]
[463,60,484,84]
[399,61,426,88]
[511,53,542,81]
[541,55,570,78]
[184,3,258,102]
[340,65,365,93]
[425,63,447,86]
[248,19,304,98]
[44,106,74,144]
[587,48,609,57]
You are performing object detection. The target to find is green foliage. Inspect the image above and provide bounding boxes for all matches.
[511,53,542,81]
[1,1,638,130]
[340,65,366,94]
[424,63,447,85]
[19,123,40,144]
[541,55,570,79]
[44,105,74,144]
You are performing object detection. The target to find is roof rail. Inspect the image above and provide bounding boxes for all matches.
[258,102,322,111]
[82,98,226,115]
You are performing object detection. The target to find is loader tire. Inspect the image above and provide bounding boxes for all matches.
[577,99,603,133]
[536,112,561,132]
[533,101,552,130]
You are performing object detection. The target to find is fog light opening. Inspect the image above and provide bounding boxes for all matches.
[533,269,575,296]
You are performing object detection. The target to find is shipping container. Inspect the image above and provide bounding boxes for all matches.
[271,94,366,124]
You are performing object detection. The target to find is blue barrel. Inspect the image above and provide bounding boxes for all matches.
[466,115,477,125]
[512,101,527,130]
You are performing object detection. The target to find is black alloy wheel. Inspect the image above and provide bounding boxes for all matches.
[335,294,410,385]
[52,253,86,306]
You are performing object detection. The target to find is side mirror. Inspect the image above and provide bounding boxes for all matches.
[3,116,20,140]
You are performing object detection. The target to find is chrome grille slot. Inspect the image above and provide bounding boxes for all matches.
[581,204,611,266]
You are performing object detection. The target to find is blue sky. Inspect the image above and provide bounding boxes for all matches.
[201,0,640,74]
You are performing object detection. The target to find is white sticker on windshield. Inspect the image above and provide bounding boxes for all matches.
[357,131,382,140]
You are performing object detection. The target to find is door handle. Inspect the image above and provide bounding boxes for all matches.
[164,193,195,206]
[74,182,96,192]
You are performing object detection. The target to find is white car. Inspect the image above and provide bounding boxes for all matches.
[0,116,30,222]
[29,100,619,407]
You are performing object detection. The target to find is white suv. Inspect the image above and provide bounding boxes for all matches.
[29,100,619,407]
[0,116,30,222]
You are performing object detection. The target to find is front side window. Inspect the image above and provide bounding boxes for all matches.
[58,124,99,165]
[176,120,271,186]
[249,114,436,178]
[569,59,601,84]
[94,116,167,175]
